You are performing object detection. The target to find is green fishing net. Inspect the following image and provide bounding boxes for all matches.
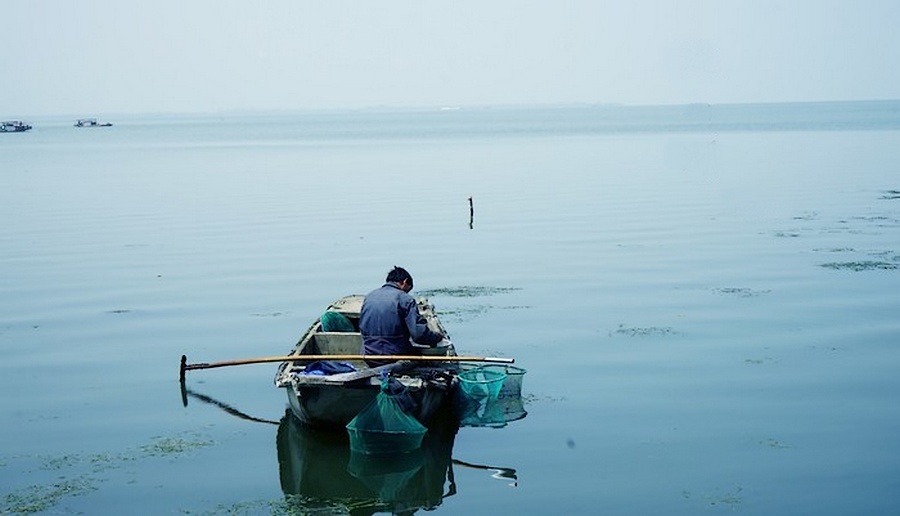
[320,310,355,332]
[347,448,424,502]
[455,364,528,428]
[347,377,427,455]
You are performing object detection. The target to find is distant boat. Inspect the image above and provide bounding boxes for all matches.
[1,120,32,132]
[74,118,112,128]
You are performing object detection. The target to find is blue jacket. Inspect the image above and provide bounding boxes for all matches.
[359,283,443,359]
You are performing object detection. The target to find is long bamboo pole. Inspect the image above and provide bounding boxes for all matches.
[179,354,513,381]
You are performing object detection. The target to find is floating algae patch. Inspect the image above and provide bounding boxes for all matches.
[682,485,744,511]
[417,286,521,298]
[180,497,358,516]
[820,261,899,271]
[39,449,156,475]
[613,325,679,337]
[1,431,216,514]
[2,476,98,514]
[704,486,744,510]
[812,247,856,253]
[851,215,893,222]
[40,453,82,471]
[521,393,563,405]
[744,357,778,365]
[436,304,493,323]
[184,498,299,515]
[712,287,771,298]
[88,451,138,473]
[438,303,530,324]
[792,211,819,221]
[140,434,215,457]
[759,438,792,449]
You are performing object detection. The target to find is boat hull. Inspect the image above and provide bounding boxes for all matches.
[283,378,451,429]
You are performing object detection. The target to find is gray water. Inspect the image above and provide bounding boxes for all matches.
[2,102,900,514]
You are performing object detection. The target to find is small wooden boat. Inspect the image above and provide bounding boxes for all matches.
[274,295,458,429]
[1,120,32,132]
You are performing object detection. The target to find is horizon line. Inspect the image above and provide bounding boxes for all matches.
[10,97,900,122]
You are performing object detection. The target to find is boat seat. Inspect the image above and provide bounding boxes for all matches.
[313,332,362,356]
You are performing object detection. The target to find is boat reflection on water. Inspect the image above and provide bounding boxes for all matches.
[275,366,528,512]
[181,370,527,513]
[456,390,528,428]
[277,408,459,515]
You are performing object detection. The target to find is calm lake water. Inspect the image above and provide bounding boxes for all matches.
[2,102,900,514]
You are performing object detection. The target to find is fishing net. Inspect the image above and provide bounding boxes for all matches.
[493,365,526,399]
[457,365,507,401]
[456,365,528,428]
[347,447,424,502]
[320,310,355,332]
[347,377,427,455]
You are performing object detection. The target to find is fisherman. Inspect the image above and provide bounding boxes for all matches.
[359,266,444,365]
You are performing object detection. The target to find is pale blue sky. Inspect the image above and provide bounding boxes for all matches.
[3,0,899,116]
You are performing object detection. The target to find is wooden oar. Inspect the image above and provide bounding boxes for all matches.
[179,353,513,381]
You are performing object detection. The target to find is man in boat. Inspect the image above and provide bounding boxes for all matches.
[360,266,444,365]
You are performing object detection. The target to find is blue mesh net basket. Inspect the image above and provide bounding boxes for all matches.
[456,364,527,426]
[458,366,507,401]
[480,364,526,399]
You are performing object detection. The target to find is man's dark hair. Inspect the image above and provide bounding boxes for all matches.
[386,266,413,288]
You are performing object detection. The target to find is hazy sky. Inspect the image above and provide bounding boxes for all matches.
[3,0,899,116]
